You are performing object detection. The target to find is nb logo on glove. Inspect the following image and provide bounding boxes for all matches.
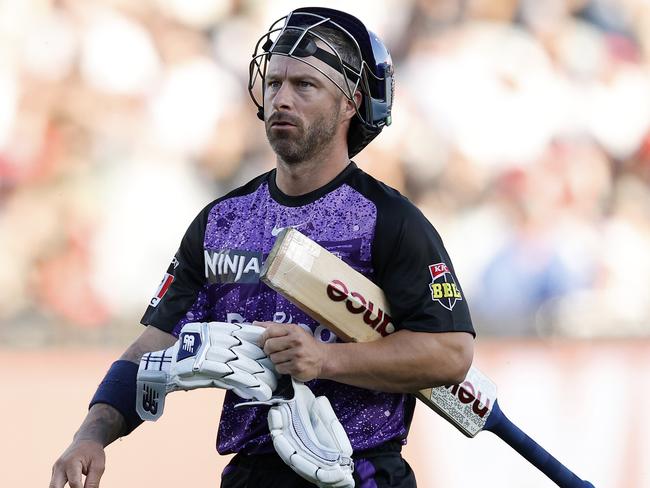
[136,322,280,422]
[141,384,160,415]
[177,332,202,361]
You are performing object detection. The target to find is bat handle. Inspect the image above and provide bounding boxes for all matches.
[484,400,595,488]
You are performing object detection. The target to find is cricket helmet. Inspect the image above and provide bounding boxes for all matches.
[248,7,394,157]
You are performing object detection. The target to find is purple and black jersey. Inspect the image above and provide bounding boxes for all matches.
[141,162,475,455]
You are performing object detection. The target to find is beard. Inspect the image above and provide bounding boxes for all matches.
[265,109,340,165]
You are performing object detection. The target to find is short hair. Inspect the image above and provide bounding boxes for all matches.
[308,25,362,74]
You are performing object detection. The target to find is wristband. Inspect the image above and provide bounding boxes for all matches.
[90,360,143,435]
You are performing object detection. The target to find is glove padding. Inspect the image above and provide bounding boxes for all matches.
[239,378,354,488]
[136,321,278,421]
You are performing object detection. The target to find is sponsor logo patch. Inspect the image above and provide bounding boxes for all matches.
[177,332,202,361]
[204,249,263,284]
[150,273,174,307]
[428,262,462,311]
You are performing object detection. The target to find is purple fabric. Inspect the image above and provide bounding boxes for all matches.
[188,181,408,454]
[171,288,209,337]
[355,458,379,488]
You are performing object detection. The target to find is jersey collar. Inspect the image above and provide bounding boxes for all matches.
[268,161,357,207]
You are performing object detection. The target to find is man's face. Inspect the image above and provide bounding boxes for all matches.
[263,54,349,164]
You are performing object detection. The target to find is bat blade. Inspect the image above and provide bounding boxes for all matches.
[261,227,496,437]
[261,228,594,488]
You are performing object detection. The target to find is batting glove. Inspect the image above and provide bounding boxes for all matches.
[239,378,354,488]
[136,322,279,421]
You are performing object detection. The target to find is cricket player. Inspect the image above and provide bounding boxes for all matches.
[50,7,475,488]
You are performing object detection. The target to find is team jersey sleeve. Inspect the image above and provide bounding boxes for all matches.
[373,200,475,336]
[140,205,211,335]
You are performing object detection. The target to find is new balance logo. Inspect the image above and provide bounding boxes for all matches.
[141,385,159,415]
[177,332,202,361]
[182,334,195,353]
[204,249,263,284]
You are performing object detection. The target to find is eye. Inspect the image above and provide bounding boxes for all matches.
[298,80,314,88]
[266,80,281,89]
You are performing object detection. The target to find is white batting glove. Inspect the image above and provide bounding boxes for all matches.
[136,322,279,421]
[239,378,354,488]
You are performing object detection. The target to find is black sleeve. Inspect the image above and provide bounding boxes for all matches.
[373,199,475,336]
[140,204,212,334]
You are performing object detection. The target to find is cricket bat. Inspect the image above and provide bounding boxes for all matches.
[260,228,594,488]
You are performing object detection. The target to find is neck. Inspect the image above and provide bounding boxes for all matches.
[274,143,350,196]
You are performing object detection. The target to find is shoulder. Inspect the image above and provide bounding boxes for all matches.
[182,171,272,233]
[345,165,431,228]
[216,171,271,203]
[198,171,271,216]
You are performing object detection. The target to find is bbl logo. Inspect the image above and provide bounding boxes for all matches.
[429,262,462,311]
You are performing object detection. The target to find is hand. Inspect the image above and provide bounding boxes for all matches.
[268,379,354,488]
[234,378,354,487]
[50,439,105,488]
[256,322,326,382]
[137,322,279,421]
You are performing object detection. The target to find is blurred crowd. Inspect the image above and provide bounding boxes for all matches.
[1,0,649,344]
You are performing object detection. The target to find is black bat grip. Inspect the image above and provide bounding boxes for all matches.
[484,400,595,487]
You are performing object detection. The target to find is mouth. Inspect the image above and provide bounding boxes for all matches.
[271,121,296,128]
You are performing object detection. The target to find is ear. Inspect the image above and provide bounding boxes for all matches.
[342,90,362,121]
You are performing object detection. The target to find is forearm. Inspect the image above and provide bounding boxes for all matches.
[83,325,177,443]
[120,325,177,363]
[73,403,128,447]
[319,330,474,393]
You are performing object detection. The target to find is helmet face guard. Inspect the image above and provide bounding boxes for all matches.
[248,7,394,157]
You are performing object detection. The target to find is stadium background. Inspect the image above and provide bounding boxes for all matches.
[1,0,649,486]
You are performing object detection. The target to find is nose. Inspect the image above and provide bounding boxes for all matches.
[270,82,293,112]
